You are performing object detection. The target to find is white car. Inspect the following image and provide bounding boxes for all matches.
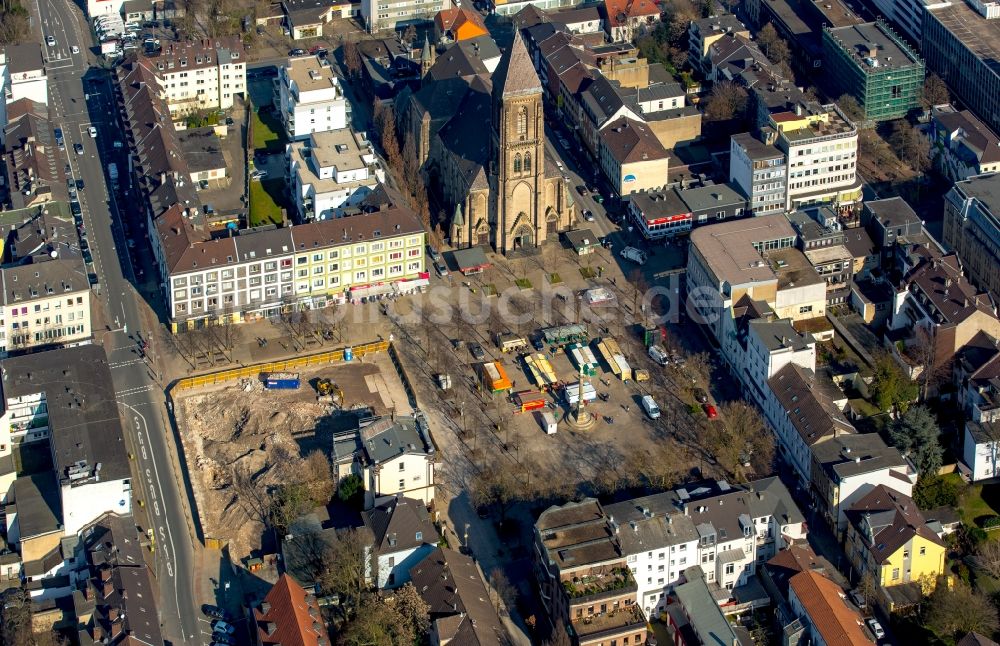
[46,35,56,47]
[88,126,98,139]
[71,45,80,54]
[866,618,885,640]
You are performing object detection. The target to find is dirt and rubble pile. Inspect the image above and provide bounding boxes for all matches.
[181,386,329,556]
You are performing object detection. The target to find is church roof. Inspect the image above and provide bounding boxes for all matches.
[492,29,541,99]
[438,76,493,192]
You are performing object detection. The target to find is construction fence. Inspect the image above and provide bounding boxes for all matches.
[172,340,390,391]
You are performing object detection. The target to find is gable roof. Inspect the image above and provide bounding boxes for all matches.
[905,254,995,326]
[435,7,489,40]
[846,485,944,564]
[789,570,871,646]
[361,496,437,554]
[768,364,855,448]
[603,0,659,27]
[492,29,542,99]
[934,106,1000,165]
[599,116,668,164]
[409,547,507,645]
[255,574,328,646]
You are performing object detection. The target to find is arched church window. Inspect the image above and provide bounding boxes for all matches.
[517,107,527,137]
[523,153,531,172]
[513,154,522,173]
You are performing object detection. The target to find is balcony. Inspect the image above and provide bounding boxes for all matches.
[573,603,645,640]
[562,567,636,602]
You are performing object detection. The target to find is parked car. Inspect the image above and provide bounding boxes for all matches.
[54,127,64,148]
[211,620,236,635]
[46,35,56,47]
[866,618,885,640]
[582,210,595,222]
[703,403,718,419]
[71,45,80,54]
[692,387,708,404]
[848,589,866,609]
[88,126,98,138]
[74,143,84,155]
[201,604,229,620]
[531,335,544,351]
[288,48,305,56]
[76,179,84,190]
[210,633,237,646]
[433,261,449,277]
[469,342,486,360]
[426,245,442,263]
[576,185,587,196]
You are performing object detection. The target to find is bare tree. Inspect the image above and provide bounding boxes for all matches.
[757,23,790,66]
[342,40,362,79]
[710,401,775,481]
[488,568,518,614]
[836,94,864,125]
[921,73,950,110]
[231,463,271,528]
[703,82,748,123]
[975,541,1000,580]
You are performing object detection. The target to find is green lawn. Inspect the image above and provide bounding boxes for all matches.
[252,108,285,153]
[579,267,596,279]
[515,278,533,290]
[248,180,283,227]
[548,272,562,284]
[959,479,1000,529]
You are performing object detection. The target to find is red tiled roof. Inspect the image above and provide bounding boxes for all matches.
[603,0,659,27]
[789,570,872,646]
[254,574,327,646]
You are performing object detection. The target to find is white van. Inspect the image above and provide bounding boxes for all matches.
[641,395,660,419]
[648,344,669,366]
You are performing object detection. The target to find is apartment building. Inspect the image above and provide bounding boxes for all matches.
[361,496,437,588]
[765,364,855,490]
[0,205,92,357]
[2,346,132,538]
[534,499,648,646]
[844,485,945,599]
[597,117,670,196]
[603,0,660,42]
[78,513,165,646]
[923,0,1000,136]
[822,21,924,123]
[770,102,862,212]
[579,75,644,157]
[253,574,329,646]
[730,129,787,216]
[686,214,820,344]
[930,106,1000,182]
[277,54,347,140]
[603,493,700,617]
[332,413,436,508]
[688,14,749,76]
[667,570,748,646]
[0,44,49,113]
[141,37,246,115]
[889,254,1000,367]
[361,0,449,33]
[156,202,427,326]
[788,570,872,646]
[733,317,817,409]
[963,419,1000,482]
[3,99,67,211]
[5,472,68,595]
[676,478,807,592]
[627,190,693,239]
[810,428,916,534]
[288,129,383,221]
[943,173,1000,300]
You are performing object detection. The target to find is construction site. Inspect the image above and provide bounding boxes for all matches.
[172,349,413,559]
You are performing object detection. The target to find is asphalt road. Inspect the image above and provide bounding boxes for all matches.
[32,1,201,643]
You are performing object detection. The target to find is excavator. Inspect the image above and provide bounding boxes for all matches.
[315,378,344,405]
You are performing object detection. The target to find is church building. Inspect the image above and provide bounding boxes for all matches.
[432,31,576,254]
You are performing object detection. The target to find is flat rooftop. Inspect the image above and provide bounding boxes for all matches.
[775,104,857,143]
[772,247,824,288]
[957,172,1000,213]
[285,55,340,94]
[0,346,130,485]
[825,21,922,71]
[310,128,370,171]
[927,2,1000,75]
[690,213,796,287]
[804,244,853,265]
[175,126,226,173]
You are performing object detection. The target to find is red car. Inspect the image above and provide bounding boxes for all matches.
[703,403,718,419]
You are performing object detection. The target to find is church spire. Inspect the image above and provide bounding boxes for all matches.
[421,34,434,76]
[492,28,541,100]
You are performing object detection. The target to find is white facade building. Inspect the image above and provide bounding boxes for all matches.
[730,131,787,216]
[1,44,49,118]
[771,103,862,212]
[361,0,449,34]
[278,55,347,140]
[288,129,383,221]
[362,496,437,589]
[726,317,816,410]
[144,37,246,115]
[867,0,951,46]
[605,494,700,617]
[86,0,124,17]
[964,419,1000,482]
